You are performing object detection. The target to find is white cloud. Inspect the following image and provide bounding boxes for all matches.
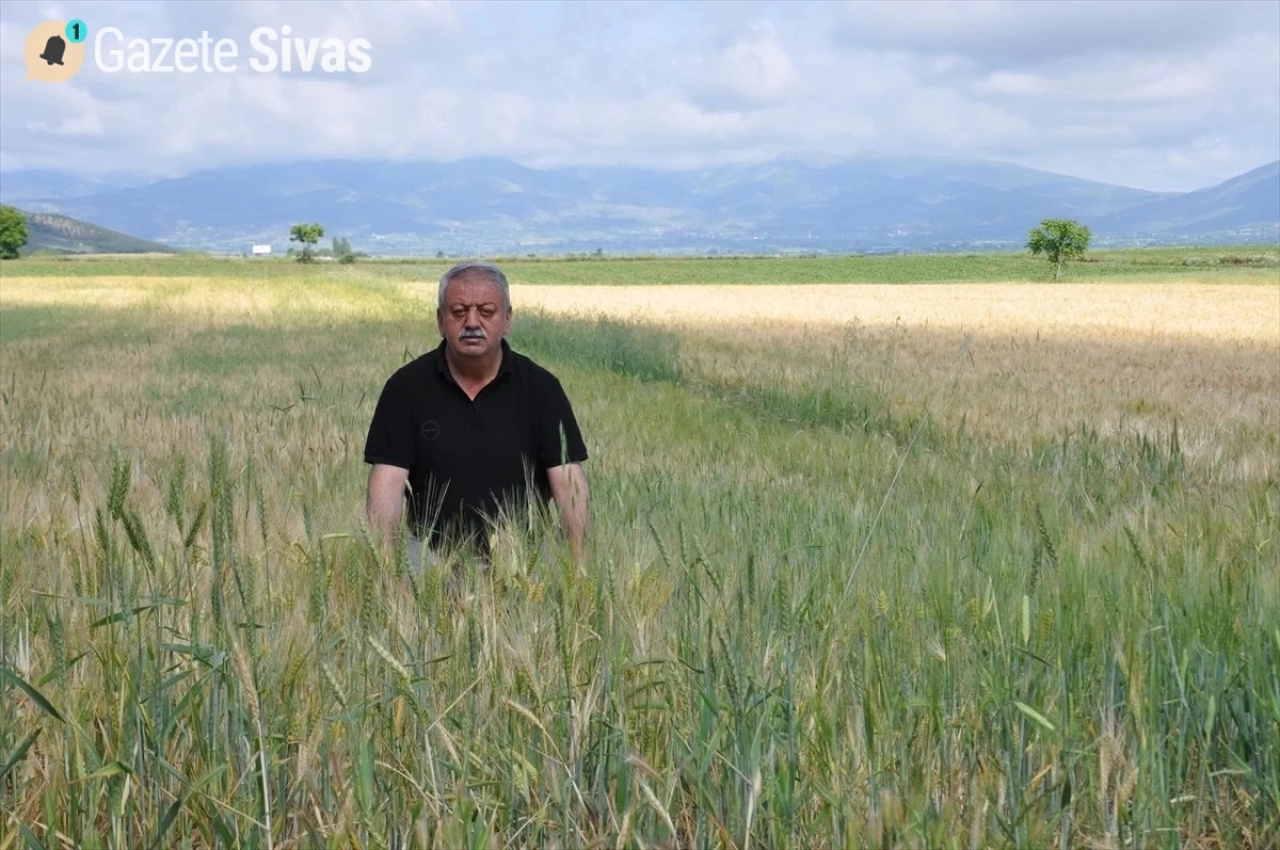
[0,0,1276,191]
[684,23,800,110]
[830,0,1273,68]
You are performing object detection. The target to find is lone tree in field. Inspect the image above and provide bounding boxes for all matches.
[290,223,325,262]
[0,205,29,259]
[1027,218,1091,280]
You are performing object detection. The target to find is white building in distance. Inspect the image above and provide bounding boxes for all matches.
[251,245,272,256]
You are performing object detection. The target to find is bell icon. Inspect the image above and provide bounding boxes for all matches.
[39,34,66,66]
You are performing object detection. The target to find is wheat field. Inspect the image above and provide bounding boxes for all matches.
[1,259,1277,848]
[508,282,1280,342]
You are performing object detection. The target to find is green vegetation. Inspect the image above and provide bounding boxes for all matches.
[289,223,325,262]
[2,244,1277,283]
[331,235,357,264]
[1028,219,1093,280]
[1,267,1275,847]
[0,205,28,259]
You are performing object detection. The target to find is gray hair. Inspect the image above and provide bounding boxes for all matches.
[437,261,511,312]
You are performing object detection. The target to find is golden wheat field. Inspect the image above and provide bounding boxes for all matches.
[507,282,1280,341]
[4,274,1278,477]
[509,280,1280,473]
[2,262,1278,848]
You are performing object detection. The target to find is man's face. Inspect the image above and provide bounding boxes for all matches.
[437,272,512,361]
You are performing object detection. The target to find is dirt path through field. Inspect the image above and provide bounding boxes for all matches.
[508,283,1280,343]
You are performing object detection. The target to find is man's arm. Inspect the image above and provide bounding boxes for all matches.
[547,462,590,560]
[367,463,410,557]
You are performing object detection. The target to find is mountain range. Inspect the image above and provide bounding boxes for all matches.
[2,155,1276,255]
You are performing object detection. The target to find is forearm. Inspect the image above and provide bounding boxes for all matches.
[560,489,590,545]
[550,465,591,557]
[367,494,403,546]
[366,466,408,554]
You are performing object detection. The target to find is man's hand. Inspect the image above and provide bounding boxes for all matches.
[367,464,410,558]
[547,463,590,561]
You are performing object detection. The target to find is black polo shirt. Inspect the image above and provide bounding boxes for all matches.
[364,338,588,551]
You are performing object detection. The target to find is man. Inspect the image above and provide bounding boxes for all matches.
[364,260,590,566]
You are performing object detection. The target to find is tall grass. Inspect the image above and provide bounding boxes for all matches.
[1,273,1277,847]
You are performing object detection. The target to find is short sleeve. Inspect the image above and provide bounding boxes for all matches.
[364,374,417,469]
[537,376,588,469]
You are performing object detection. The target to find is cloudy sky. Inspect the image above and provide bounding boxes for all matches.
[1,0,1277,191]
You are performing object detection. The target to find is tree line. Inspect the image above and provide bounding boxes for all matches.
[1,206,1092,275]
[288,223,362,263]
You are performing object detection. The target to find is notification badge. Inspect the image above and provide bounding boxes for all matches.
[24,20,87,83]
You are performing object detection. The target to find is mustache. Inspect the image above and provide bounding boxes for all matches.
[459,328,487,339]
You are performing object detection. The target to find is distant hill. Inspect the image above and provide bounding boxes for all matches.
[2,156,1276,255]
[1094,160,1280,240]
[19,211,177,255]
